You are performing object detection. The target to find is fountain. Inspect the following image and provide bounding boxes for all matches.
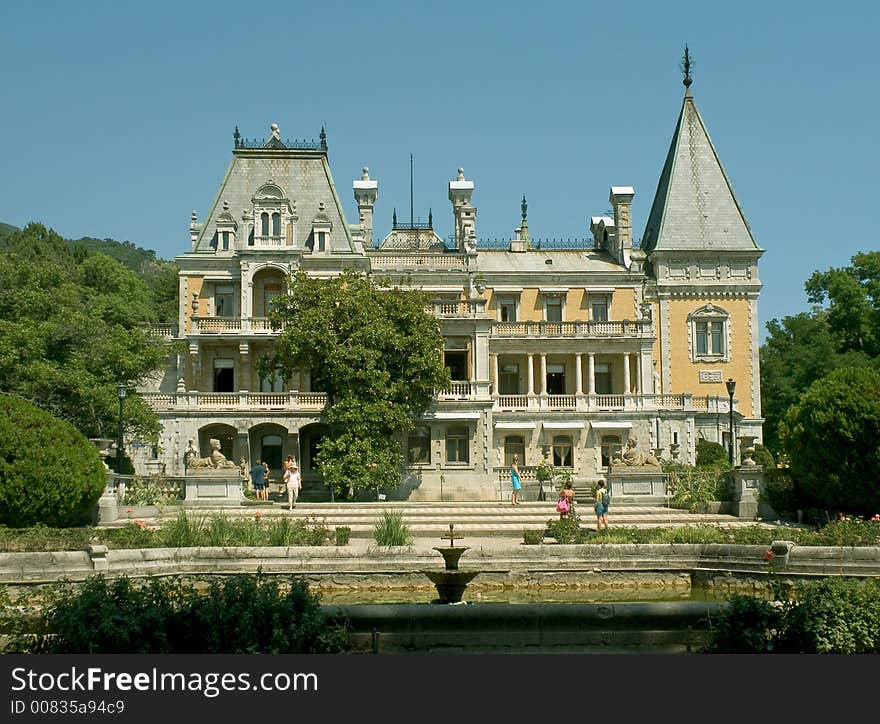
[422,524,480,604]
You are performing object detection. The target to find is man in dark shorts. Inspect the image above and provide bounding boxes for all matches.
[250,459,267,501]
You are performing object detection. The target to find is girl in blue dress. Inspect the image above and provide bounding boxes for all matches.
[511,454,522,505]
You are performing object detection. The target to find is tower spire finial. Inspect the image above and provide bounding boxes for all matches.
[521,194,528,222]
[681,45,693,95]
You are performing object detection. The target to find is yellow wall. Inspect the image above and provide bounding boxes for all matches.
[610,287,637,320]
[666,298,754,417]
[183,277,207,332]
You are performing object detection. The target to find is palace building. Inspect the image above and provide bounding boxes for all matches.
[136,75,764,501]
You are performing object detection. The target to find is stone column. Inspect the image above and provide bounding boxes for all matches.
[491,353,499,395]
[622,353,631,394]
[588,353,596,395]
[575,352,583,395]
[540,353,547,395]
[527,354,535,396]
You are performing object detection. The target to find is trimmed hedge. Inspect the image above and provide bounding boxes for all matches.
[0,394,106,527]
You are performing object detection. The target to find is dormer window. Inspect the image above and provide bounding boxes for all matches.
[252,182,295,247]
[215,201,237,253]
[308,202,332,254]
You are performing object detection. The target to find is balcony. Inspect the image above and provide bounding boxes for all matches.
[190,317,281,335]
[427,300,487,318]
[492,319,653,339]
[492,393,735,412]
[142,391,327,411]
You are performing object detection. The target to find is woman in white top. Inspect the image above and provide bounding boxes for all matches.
[284,456,301,510]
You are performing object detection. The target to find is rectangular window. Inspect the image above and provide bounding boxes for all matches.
[498,296,517,322]
[594,363,612,394]
[221,231,230,250]
[445,426,469,464]
[696,320,725,356]
[545,298,563,322]
[590,297,609,321]
[407,427,431,465]
[546,363,565,395]
[503,435,525,467]
[499,363,519,395]
[444,350,469,381]
[552,435,573,468]
[213,358,234,392]
[215,286,234,318]
[317,232,327,251]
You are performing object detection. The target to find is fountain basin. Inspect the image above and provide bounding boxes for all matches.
[422,569,480,604]
[432,545,470,570]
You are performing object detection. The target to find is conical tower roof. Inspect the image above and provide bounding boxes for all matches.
[641,89,760,253]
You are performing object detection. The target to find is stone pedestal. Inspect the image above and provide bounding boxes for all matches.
[184,473,245,506]
[607,466,668,503]
[97,475,119,524]
[730,465,764,519]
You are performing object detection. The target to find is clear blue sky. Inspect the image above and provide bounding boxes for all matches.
[2,1,878,340]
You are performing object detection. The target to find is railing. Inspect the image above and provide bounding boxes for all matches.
[370,255,467,269]
[437,381,476,399]
[142,392,328,411]
[142,323,176,338]
[428,300,487,318]
[252,235,284,246]
[492,320,653,338]
[497,395,529,409]
[190,317,282,334]
[236,137,323,150]
[490,393,736,412]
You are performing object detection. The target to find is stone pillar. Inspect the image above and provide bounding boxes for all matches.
[540,353,547,395]
[491,353,499,395]
[575,353,583,395]
[731,466,764,519]
[622,353,631,394]
[588,353,596,395]
[527,354,535,396]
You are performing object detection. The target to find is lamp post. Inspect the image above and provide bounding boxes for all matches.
[725,378,736,466]
[116,384,127,473]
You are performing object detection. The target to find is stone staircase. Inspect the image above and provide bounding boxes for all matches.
[153,498,760,539]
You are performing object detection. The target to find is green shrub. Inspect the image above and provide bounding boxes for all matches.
[0,395,106,527]
[779,578,880,653]
[666,465,730,510]
[752,444,776,471]
[14,572,349,654]
[523,529,544,545]
[373,510,412,546]
[0,524,96,552]
[703,595,783,652]
[101,521,155,549]
[159,511,207,547]
[545,513,586,544]
[696,439,730,468]
[335,526,351,546]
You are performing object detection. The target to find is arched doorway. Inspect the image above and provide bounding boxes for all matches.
[299,423,329,494]
[248,422,292,483]
[197,423,238,466]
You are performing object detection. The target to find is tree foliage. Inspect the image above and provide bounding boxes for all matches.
[0,223,171,442]
[760,251,880,457]
[264,271,450,496]
[781,367,880,515]
[0,394,106,527]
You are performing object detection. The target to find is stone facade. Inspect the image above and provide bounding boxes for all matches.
[134,87,764,501]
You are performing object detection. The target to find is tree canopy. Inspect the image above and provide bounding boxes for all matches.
[0,223,172,443]
[781,366,880,515]
[263,271,450,496]
[760,251,880,457]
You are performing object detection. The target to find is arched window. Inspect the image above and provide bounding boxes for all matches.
[503,435,525,467]
[552,435,573,468]
[261,212,270,237]
[445,426,469,464]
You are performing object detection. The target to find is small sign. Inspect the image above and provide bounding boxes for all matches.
[699,370,723,383]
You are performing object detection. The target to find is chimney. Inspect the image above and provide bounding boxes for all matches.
[609,186,635,266]
[449,167,476,251]
[353,167,379,247]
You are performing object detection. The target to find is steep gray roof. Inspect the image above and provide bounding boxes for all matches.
[641,93,760,253]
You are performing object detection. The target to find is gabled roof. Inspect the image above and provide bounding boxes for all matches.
[641,93,760,253]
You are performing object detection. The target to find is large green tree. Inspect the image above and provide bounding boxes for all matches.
[760,251,880,457]
[263,271,450,497]
[781,367,880,515]
[0,223,170,444]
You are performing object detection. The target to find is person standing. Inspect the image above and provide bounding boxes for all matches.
[595,479,610,531]
[557,480,575,520]
[511,454,522,505]
[250,459,267,502]
[284,456,301,510]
